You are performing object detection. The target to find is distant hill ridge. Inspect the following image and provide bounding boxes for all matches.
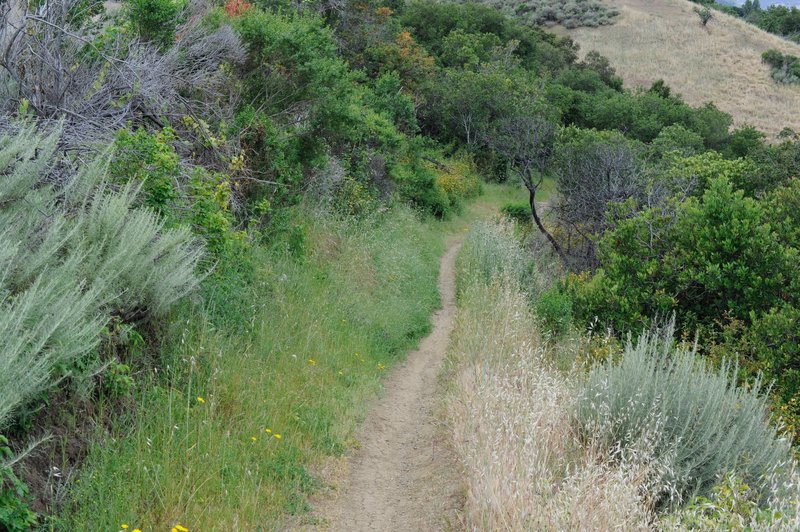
[557,0,800,137]
[719,0,800,6]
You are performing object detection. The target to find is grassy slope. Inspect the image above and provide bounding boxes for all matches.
[555,0,800,137]
[61,185,524,530]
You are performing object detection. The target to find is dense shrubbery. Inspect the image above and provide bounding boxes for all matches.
[3,0,800,526]
[126,0,186,48]
[473,0,618,29]
[452,220,799,527]
[568,176,797,328]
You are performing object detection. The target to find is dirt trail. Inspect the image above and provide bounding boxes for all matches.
[305,241,463,531]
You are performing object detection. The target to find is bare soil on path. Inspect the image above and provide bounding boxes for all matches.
[301,241,464,531]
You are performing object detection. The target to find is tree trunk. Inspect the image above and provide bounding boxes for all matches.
[528,187,567,264]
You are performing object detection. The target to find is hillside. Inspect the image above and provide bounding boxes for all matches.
[558,0,800,137]
[4,0,800,528]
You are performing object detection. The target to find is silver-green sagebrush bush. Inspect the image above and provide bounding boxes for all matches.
[0,126,203,426]
[577,324,792,510]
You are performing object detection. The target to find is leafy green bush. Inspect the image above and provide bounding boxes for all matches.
[535,286,573,336]
[661,150,755,194]
[724,125,766,158]
[501,202,531,224]
[0,436,37,531]
[762,49,800,85]
[572,177,794,333]
[651,124,705,157]
[662,473,792,529]
[126,0,186,48]
[399,0,579,73]
[110,127,181,215]
[577,325,792,509]
[709,305,800,438]
[430,155,483,210]
[390,160,453,218]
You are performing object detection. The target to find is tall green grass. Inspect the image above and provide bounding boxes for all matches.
[62,206,443,529]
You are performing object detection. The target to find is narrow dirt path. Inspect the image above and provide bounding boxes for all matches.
[306,241,463,531]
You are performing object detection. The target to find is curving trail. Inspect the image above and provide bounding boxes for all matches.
[305,241,464,531]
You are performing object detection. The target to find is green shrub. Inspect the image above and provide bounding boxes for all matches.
[0,436,37,531]
[651,124,705,157]
[430,155,483,210]
[575,177,794,333]
[762,49,800,84]
[724,125,766,158]
[577,325,792,509]
[126,0,186,48]
[109,127,181,215]
[709,305,800,440]
[500,202,531,224]
[535,286,573,336]
[661,472,791,529]
[391,160,453,218]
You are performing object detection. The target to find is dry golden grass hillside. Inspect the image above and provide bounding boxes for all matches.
[554,0,800,137]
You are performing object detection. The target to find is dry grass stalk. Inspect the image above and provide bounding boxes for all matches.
[447,272,656,529]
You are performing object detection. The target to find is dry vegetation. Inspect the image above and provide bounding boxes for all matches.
[557,0,800,137]
[448,220,800,529]
[448,221,656,529]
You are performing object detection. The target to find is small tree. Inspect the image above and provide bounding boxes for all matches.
[694,6,713,27]
[487,111,566,263]
[553,128,646,268]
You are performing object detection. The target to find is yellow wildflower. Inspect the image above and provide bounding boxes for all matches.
[121,526,129,530]
[308,359,316,365]
[265,428,272,433]
[274,433,282,439]
[175,525,189,532]
[251,436,257,442]
[133,530,142,532]
[196,396,205,404]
